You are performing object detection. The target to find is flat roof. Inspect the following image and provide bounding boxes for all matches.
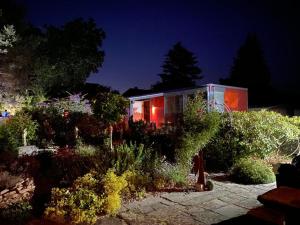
[128,83,247,101]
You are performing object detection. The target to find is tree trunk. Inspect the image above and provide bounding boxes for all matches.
[109,125,113,150]
[197,151,205,185]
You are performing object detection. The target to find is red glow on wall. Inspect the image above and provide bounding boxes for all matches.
[150,96,164,128]
[152,106,156,115]
[224,88,248,111]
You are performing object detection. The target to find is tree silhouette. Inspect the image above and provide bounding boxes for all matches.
[152,42,202,91]
[220,33,271,105]
[32,18,105,97]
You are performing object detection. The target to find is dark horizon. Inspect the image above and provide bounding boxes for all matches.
[20,0,300,93]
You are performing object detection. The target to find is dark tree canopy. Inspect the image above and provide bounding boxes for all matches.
[0,0,26,30]
[123,87,151,97]
[152,42,202,91]
[0,4,106,98]
[32,18,105,96]
[220,33,271,90]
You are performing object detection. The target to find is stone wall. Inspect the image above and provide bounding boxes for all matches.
[0,177,35,208]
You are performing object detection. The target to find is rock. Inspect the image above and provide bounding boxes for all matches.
[4,190,16,197]
[11,193,19,199]
[15,187,23,193]
[0,189,9,195]
[18,145,40,156]
[19,189,28,194]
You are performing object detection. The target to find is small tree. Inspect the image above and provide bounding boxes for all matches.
[92,92,129,149]
[175,92,220,174]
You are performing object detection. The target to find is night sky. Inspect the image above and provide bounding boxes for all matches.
[20,0,300,93]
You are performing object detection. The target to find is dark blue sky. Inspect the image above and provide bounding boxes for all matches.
[21,0,300,93]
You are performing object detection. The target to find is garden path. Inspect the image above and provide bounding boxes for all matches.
[97,178,276,225]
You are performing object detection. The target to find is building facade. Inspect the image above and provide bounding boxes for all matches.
[128,84,248,128]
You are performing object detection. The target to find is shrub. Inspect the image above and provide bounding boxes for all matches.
[230,158,275,184]
[112,142,146,174]
[204,114,242,171]
[73,171,99,190]
[0,112,38,152]
[103,169,127,215]
[75,139,98,156]
[30,94,98,147]
[175,92,221,175]
[121,170,150,198]
[75,115,105,145]
[0,201,32,224]
[125,118,151,146]
[155,162,187,186]
[44,187,104,225]
[231,111,300,157]
[205,111,300,171]
[45,170,128,224]
[0,171,22,190]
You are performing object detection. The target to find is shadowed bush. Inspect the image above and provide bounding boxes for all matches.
[230,158,275,184]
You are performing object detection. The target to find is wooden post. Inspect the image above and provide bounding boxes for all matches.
[197,151,206,186]
[109,125,113,150]
[23,128,27,146]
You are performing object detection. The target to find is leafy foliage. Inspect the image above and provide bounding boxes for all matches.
[30,95,94,147]
[122,170,149,199]
[0,25,17,54]
[92,92,129,125]
[0,111,38,151]
[205,111,300,171]
[231,111,300,157]
[45,170,128,224]
[0,201,32,225]
[111,142,146,174]
[156,161,187,186]
[48,94,92,115]
[45,187,104,225]
[75,139,98,156]
[176,93,221,172]
[230,158,275,184]
[152,42,202,91]
[103,169,127,215]
[32,18,105,96]
[0,15,105,96]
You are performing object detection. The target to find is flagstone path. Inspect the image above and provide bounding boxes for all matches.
[97,178,276,225]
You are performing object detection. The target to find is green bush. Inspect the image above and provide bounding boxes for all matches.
[45,187,104,225]
[232,111,300,157]
[175,92,221,174]
[204,114,243,171]
[103,169,128,215]
[112,142,155,174]
[121,170,150,198]
[205,111,300,171]
[0,112,38,152]
[75,139,98,156]
[156,162,187,186]
[45,170,128,224]
[230,158,275,184]
[0,201,32,225]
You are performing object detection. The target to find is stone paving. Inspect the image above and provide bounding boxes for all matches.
[97,179,276,225]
